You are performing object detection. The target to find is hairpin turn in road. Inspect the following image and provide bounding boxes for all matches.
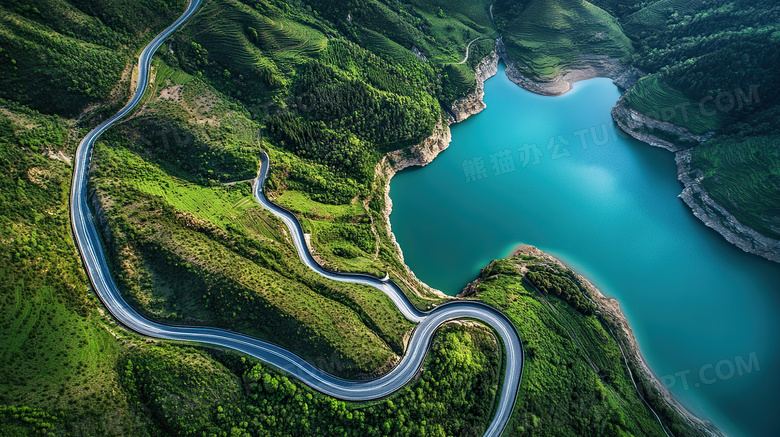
[69,1,523,435]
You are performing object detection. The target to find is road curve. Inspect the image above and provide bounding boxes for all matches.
[69,1,524,435]
[458,37,484,64]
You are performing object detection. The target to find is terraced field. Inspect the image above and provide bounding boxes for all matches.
[624,0,706,32]
[498,0,633,79]
[190,0,326,81]
[624,74,725,134]
[355,28,421,63]
[408,0,495,64]
[692,134,780,239]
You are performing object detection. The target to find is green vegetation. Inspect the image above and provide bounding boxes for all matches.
[0,100,149,435]
[0,94,497,435]
[469,255,703,436]
[691,134,780,239]
[525,265,596,315]
[494,0,634,79]
[624,73,725,134]
[591,0,780,240]
[120,324,499,436]
[0,0,186,117]
[92,131,413,376]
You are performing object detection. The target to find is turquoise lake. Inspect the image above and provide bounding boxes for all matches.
[389,64,780,436]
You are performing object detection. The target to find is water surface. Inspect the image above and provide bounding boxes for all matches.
[389,64,780,437]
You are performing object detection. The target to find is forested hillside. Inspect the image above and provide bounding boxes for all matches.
[493,0,779,244]
[605,0,780,240]
[0,0,186,116]
[0,0,743,435]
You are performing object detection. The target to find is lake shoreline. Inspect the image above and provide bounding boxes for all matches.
[507,244,723,437]
[380,49,722,435]
[495,38,642,97]
[375,49,500,299]
[496,41,780,265]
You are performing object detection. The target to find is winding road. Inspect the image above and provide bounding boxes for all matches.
[69,0,524,435]
[458,37,485,64]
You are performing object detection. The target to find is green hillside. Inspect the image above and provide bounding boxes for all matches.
[616,0,780,240]
[624,73,726,134]
[470,254,693,436]
[691,134,780,239]
[0,0,731,435]
[494,0,634,78]
[623,0,706,34]
[0,0,186,117]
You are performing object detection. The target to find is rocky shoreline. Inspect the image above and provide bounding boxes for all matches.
[676,150,780,263]
[448,50,499,123]
[610,95,717,152]
[374,49,500,299]
[507,245,723,437]
[496,42,780,264]
[496,38,638,97]
[610,95,780,263]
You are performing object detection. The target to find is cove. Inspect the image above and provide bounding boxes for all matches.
[389,63,780,437]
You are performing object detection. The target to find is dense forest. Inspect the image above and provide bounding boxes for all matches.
[492,0,779,242]
[607,0,780,239]
[1,0,773,435]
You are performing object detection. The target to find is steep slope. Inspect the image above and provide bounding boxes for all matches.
[0,0,723,435]
[0,0,186,117]
[494,0,633,79]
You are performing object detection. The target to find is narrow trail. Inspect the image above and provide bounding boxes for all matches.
[458,37,484,64]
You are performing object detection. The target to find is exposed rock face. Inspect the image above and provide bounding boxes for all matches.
[613,66,645,91]
[381,118,452,175]
[376,48,501,298]
[611,95,716,152]
[448,50,499,123]
[497,38,633,96]
[677,150,780,263]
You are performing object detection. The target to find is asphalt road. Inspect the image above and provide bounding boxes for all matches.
[69,1,524,435]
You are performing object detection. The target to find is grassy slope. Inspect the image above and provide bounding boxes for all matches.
[623,0,706,34]
[471,255,703,436]
[0,102,150,436]
[691,134,780,239]
[624,73,725,135]
[0,0,186,117]
[91,64,414,376]
[0,96,500,436]
[496,0,633,78]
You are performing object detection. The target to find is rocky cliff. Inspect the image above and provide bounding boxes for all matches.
[611,95,716,152]
[676,150,780,263]
[448,50,499,123]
